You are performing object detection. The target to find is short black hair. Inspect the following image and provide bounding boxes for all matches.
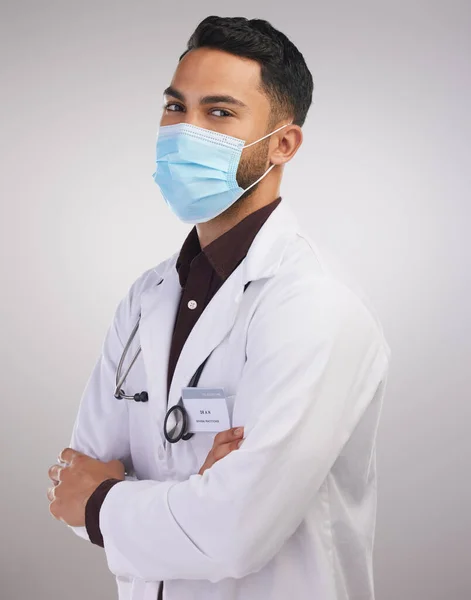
[179,16,314,128]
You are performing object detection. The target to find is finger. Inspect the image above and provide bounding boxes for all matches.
[46,486,56,502]
[48,464,63,483]
[58,447,82,464]
[212,439,243,461]
[213,427,244,447]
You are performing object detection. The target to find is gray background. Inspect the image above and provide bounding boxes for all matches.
[1,1,470,599]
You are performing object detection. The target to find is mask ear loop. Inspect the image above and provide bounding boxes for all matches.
[239,121,293,193]
[242,122,293,149]
[242,163,277,194]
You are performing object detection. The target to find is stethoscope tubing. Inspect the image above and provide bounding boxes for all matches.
[114,316,143,400]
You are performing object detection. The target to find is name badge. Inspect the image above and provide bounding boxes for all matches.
[181,387,231,433]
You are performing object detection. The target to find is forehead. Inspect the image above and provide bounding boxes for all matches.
[170,47,269,111]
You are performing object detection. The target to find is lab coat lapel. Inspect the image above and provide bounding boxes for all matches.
[138,256,180,442]
[166,262,246,414]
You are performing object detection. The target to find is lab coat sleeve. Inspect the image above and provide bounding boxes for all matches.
[65,268,157,543]
[98,275,390,581]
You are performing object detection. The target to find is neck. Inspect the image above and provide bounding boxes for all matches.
[196,177,281,248]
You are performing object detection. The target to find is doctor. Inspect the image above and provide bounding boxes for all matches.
[47,15,390,600]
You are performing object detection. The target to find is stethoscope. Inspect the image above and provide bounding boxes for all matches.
[114,281,251,444]
[113,314,211,443]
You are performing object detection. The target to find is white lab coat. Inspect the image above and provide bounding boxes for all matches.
[67,199,390,600]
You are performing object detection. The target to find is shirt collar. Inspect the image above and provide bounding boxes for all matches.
[175,196,282,287]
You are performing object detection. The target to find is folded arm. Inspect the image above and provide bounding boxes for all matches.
[98,276,389,582]
[65,269,157,542]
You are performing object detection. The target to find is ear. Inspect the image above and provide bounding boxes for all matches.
[269,124,303,166]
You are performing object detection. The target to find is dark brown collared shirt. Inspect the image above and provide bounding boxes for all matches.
[84,196,282,555]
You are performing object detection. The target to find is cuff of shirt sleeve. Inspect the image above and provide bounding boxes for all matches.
[85,478,123,547]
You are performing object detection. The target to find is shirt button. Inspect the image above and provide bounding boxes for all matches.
[158,447,164,460]
[187,300,197,310]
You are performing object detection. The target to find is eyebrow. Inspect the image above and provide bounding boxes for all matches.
[163,86,248,109]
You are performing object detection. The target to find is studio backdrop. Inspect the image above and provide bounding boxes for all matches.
[0,2,469,599]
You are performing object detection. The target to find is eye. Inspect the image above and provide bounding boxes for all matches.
[210,109,232,118]
[164,102,184,112]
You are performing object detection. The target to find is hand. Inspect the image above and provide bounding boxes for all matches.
[198,427,244,475]
[47,448,125,527]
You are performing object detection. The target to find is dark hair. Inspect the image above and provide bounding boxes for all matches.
[179,16,314,128]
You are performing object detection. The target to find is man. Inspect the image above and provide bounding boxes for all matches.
[47,15,390,600]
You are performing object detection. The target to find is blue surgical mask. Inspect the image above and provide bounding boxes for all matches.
[152,121,290,224]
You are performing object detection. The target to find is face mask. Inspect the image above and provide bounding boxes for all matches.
[152,121,290,224]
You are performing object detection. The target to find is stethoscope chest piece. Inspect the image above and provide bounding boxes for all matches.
[164,401,194,443]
